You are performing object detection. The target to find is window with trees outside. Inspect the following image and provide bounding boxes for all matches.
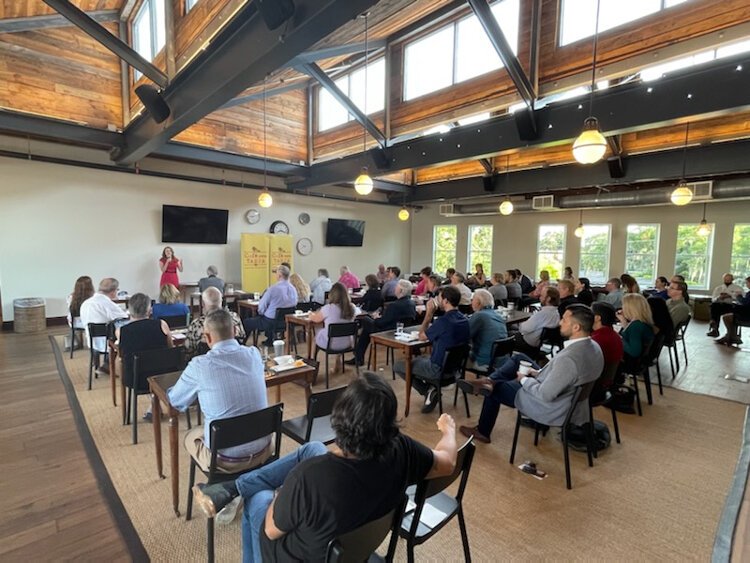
[317,58,385,132]
[674,224,715,289]
[467,225,493,274]
[559,0,689,46]
[625,224,660,287]
[730,224,750,279]
[536,225,565,280]
[132,0,166,79]
[433,226,458,275]
[579,225,611,285]
[403,0,520,101]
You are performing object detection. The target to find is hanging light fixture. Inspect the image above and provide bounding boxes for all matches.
[354,12,373,196]
[572,0,607,165]
[671,122,693,206]
[258,76,273,208]
[499,155,514,215]
[398,207,410,221]
[574,210,585,238]
[697,203,711,236]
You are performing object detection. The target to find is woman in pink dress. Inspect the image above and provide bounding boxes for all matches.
[159,246,183,288]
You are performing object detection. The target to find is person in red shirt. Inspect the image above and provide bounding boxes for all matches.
[590,302,624,373]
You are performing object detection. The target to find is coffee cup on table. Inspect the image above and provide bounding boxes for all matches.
[253,292,260,300]
[273,340,285,357]
[295,309,303,316]
[518,360,533,376]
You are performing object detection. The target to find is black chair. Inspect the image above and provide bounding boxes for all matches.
[648,297,676,378]
[589,362,622,450]
[129,347,186,444]
[273,306,297,342]
[510,380,597,489]
[625,332,663,416]
[315,322,359,388]
[540,326,565,357]
[494,298,508,308]
[290,302,317,354]
[281,385,347,445]
[670,315,691,376]
[326,498,404,563]
[186,403,284,563]
[457,337,515,416]
[399,439,476,563]
[87,322,110,391]
[160,313,190,329]
[69,312,86,359]
[430,343,470,415]
[457,304,474,315]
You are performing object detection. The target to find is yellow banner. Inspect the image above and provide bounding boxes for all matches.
[269,234,293,285]
[241,233,271,293]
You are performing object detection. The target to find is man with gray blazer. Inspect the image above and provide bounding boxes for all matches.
[460,305,603,444]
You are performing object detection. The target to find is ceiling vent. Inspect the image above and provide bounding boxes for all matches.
[439,203,455,216]
[688,180,713,201]
[532,195,556,211]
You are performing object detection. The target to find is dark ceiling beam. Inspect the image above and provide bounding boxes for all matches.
[298,62,386,147]
[41,0,168,88]
[294,38,387,64]
[407,138,750,202]
[287,52,750,191]
[0,109,123,148]
[478,158,493,174]
[467,0,535,107]
[113,0,380,166]
[0,9,118,33]
[221,81,309,110]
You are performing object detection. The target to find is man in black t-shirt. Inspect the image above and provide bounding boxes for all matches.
[192,372,458,562]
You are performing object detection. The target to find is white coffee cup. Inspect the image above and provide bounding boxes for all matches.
[253,292,260,300]
[518,360,533,376]
[295,309,303,316]
[273,340,285,357]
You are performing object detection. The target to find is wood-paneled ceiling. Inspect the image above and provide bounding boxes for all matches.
[0,1,124,18]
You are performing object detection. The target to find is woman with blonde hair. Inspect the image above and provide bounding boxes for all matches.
[527,269,550,301]
[617,293,655,369]
[289,272,311,303]
[152,283,190,320]
[309,282,360,352]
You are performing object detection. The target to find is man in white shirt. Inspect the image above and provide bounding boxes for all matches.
[708,273,745,336]
[310,268,333,305]
[451,272,473,306]
[511,286,561,358]
[80,278,128,371]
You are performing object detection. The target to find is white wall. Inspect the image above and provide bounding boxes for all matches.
[410,199,750,287]
[0,157,410,320]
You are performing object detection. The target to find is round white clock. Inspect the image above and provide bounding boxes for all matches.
[296,237,313,256]
[245,209,260,224]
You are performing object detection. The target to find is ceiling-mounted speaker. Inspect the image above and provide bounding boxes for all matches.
[257,0,295,31]
[482,175,497,192]
[135,85,171,124]
[607,155,625,178]
[514,108,539,141]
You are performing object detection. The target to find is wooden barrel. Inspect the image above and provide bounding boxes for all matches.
[13,298,46,333]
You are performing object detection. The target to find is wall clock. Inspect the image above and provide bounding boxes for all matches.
[245,209,260,224]
[296,237,313,256]
[298,212,310,225]
[270,220,290,234]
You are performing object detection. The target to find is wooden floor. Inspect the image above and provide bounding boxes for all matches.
[0,327,130,561]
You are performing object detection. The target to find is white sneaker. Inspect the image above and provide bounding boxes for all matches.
[215,495,243,525]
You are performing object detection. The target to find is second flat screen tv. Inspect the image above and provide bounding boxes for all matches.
[162,204,229,244]
[325,219,365,247]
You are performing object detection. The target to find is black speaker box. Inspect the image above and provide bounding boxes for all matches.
[135,85,171,124]
[607,155,626,178]
[483,175,497,192]
[258,0,295,31]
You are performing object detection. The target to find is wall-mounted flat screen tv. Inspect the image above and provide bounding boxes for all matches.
[325,218,365,247]
[162,204,229,244]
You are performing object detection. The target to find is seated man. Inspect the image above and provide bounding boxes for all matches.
[394,286,470,413]
[451,272,473,306]
[598,277,624,309]
[381,266,401,298]
[468,288,507,371]
[510,287,561,358]
[80,277,129,372]
[716,275,750,345]
[198,265,225,293]
[375,263,388,285]
[191,373,458,563]
[169,309,271,474]
[488,272,508,303]
[516,269,534,295]
[350,279,416,366]
[557,280,579,316]
[504,270,522,301]
[460,306,604,443]
[337,265,360,291]
[310,268,333,305]
[707,273,744,336]
[185,287,245,355]
[243,264,297,345]
[666,280,691,329]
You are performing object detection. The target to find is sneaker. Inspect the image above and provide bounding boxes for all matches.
[421,388,439,414]
[192,482,239,519]
[344,358,361,366]
[215,495,243,525]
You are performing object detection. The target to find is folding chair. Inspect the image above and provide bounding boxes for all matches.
[315,322,359,388]
[281,385,347,445]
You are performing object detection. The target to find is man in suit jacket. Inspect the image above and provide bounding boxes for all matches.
[349,279,417,366]
[460,305,603,443]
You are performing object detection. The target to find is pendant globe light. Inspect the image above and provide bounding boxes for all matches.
[398,207,410,221]
[670,122,693,206]
[258,77,273,208]
[574,210,585,238]
[354,12,374,196]
[572,0,607,165]
[697,203,711,236]
[499,155,514,215]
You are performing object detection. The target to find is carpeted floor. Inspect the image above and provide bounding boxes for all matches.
[55,336,747,561]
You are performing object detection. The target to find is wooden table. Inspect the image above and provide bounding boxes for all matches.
[238,299,260,320]
[148,361,315,517]
[285,313,321,358]
[504,309,531,325]
[369,327,430,417]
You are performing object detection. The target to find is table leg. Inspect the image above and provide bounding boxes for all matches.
[404,347,412,417]
[120,368,126,425]
[307,325,314,359]
[372,342,378,372]
[152,394,164,479]
[110,356,117,407]
[275,385,282,404]
[168,411,180,517]
[286,321,292,355]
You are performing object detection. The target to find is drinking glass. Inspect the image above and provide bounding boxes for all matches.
[396,322,404,335]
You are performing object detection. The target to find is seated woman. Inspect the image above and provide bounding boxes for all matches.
[414,266,432,296]
[68,275,95,330]
[576,277,594,306]
[309,282,360,352]
[617,293,655,378]
[289,272,311,303]
[467,263,486,288]
[185,287,245,355]
[359,274,384,313]
[152,283,190,320]
[198,265,225,293]
[621,273,641,295]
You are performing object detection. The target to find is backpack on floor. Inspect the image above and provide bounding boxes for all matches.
[566,420,611,452]
[611,385,636,414]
